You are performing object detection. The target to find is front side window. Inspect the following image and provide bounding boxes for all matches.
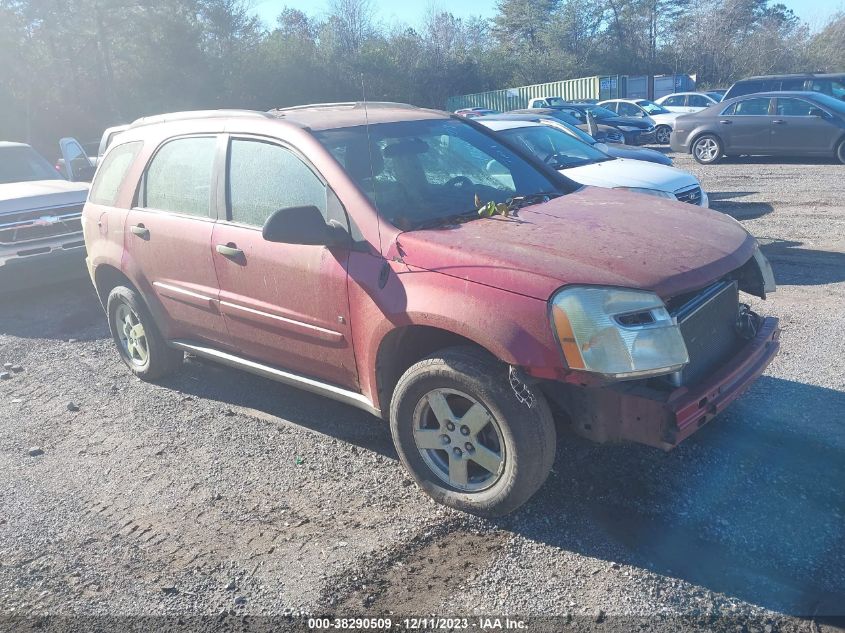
[227,139,327,227]
[617,102,643,117]
[731,98,772,116]
[90,141,142,206]
[731,81,762,98]
[688,95,712,108]
[662,96,685,107]
[315,119,559,230]
[144,136,217,217]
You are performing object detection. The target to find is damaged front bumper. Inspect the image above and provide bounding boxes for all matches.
[543,317,781,450]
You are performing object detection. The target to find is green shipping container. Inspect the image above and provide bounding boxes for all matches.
[446,76,600,112]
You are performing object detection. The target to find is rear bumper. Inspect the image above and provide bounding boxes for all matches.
[543,317,781,450]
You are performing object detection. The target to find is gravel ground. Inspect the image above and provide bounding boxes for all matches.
[1,151,843,632]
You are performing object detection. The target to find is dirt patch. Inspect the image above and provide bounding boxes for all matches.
[327,525,509,615]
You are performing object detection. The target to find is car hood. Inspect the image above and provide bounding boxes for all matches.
[600,143,672,165]
[0,180,89,215]
[650,112,681,125]
[394,187,755,302]
[562,158,697,193]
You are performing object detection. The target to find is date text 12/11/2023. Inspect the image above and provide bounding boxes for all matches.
[307,617,528,629]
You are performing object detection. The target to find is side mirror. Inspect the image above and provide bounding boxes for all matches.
[262,205,348,247]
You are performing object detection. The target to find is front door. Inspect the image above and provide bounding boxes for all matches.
[770,97,836,154]
[125,134,229,346]
[719,97,773,154]
[210,136,358,389]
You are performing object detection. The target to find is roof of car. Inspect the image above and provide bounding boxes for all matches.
[738,73,845,81]
[725,90,828,100]
[269,102,448,130]
[0,141,30,148]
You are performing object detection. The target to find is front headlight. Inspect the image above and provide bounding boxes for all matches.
[614,187,675,200]
[550,286,689,379]
[752,246,776,294]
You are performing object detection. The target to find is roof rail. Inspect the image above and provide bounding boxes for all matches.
[269,102,420,114]
[128,109,272,129]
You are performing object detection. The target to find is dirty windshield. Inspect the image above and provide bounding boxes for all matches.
[314,118,560,230]
[0,145,64,184]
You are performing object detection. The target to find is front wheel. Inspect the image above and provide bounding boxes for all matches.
[836,139,845,165]
[656,125,672,145]
[692,134,723,164]
[390,347,556,517]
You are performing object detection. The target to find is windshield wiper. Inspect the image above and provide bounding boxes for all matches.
[509,191,561,211]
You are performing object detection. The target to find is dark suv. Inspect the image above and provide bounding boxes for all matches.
[82,104,780,516]
[723,73,845,102]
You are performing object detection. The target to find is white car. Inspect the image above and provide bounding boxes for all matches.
[478,119,708,207]
[655,92,720,113]
[598,99,683,144]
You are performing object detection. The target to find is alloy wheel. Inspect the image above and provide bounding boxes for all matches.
[114,302,148,367]
[694,137,720,162]
[656,126,671,144]
[412,388,505,492]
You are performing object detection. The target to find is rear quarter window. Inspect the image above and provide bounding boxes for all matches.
[89,141,143,206]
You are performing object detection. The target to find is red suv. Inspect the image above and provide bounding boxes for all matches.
[82,103,780,516]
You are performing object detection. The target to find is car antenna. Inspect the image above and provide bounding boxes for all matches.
[361,74,384,255]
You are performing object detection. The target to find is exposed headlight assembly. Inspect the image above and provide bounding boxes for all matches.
[752,245,776,295]
[614,187,675,200]
[550,286,689,379]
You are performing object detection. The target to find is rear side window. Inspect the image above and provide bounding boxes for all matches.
[781,78,806,90]
[730,81,762,98]
[227,138,327,227]
[776,98,817,116]
[144,136,216,217]
[732,98,771,116]
[89,141,142,206]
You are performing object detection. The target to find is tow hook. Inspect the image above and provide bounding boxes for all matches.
[509,366,535,409]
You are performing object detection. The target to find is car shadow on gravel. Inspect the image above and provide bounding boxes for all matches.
[161,356,397,459]
[0,277,107,341]
[708,191,774,220]
[760,239,845,285]
[497,376,845,618]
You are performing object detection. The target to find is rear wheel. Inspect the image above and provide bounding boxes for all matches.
[390,346,556,517]
[107,285,183,380]
[692,134,723,165]
[656,125,672,144]
[836,139,845,165]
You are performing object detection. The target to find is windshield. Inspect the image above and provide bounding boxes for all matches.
[499,124,610,170]
[540,118,596,145]
[636,100,670,115]
[706,92,724,102]
[314,119,560,230]
[581,105,618,120]
[810,93,845,115]
[0,145,64,184]
[545,97,566,106]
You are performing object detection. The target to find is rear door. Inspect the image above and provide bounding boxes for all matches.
[125,134,230,345]
[718,97,773,153]
[210,135,358,389]
[770,97,837,154]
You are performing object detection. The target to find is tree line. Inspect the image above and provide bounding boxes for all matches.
[0,0,842,157]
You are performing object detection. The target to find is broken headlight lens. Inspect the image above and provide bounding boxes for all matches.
[550,286,689,379]
[752,245,776,295]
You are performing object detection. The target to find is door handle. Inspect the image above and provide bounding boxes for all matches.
[130,224,149,239]
[771,119,785,124]
[216,243,244,258]
[719,120,732,124]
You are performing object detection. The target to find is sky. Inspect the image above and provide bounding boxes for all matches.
[252,0,844,31]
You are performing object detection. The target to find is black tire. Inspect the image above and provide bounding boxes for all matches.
[836,139,845,165]
[655,125,672,145]
[691,133,723,165]
[106,285,183,380]
[389,346,556,517]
